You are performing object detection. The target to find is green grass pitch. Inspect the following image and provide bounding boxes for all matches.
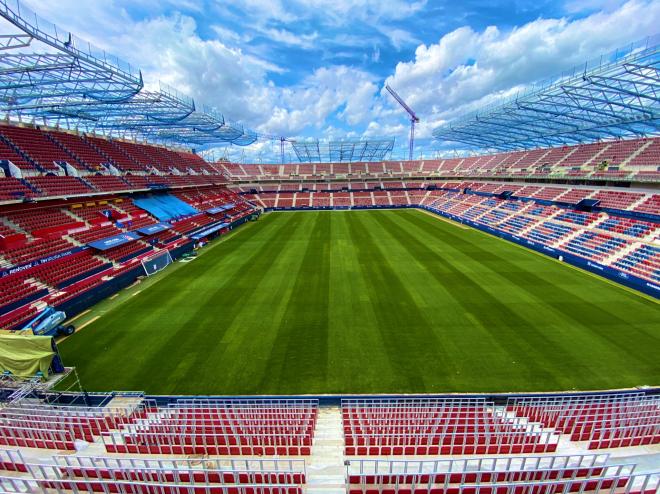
[59,209,660,395]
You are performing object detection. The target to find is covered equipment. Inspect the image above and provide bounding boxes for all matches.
[0,333,63,378]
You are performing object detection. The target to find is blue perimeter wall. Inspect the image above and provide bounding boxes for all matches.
[262,204,660,299]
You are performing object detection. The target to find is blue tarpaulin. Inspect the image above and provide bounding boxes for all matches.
[136,222,172,236]
[191,222,229,240]
[88,232,141,251]
[207,204,235,214]
[133,195,199,221]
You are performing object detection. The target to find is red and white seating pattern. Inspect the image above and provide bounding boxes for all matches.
[0,401,151,451]
[346,455,658,494]
[102,400,318,456]
[0,452,306,494]
[507,394,660,450]
[343,399,560,456]
[0,394,658,494]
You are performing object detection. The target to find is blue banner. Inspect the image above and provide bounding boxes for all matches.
[207,204,235,214]
[136,222,172,236]
[0,247,86,279]
[88,232,141,251]
[191,222,229,240]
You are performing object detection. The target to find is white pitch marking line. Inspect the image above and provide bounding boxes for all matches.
[67,309,91,323]
[75,316,100,332]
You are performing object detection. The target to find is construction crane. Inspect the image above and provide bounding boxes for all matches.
[258,134,295,164]
[385,84,420,161]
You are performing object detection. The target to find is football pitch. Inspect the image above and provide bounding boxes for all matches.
[59,209,660,395]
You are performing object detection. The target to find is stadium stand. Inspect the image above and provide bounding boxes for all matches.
[0,139,259,330]
[218,137,659,182]
[0,392,657,493]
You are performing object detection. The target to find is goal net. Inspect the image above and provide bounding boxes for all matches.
[141,250,173,276]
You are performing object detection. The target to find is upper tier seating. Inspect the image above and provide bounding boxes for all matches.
[85,175,133,192]
[627,139,660,167]
[0,177,34,201]
[223,138,659,181]
[175,150,217,174]
[0,126,74,172]
[0,139,34,172]
[48,131,110,171]
[84,135,146,173]
[25,175,92,197]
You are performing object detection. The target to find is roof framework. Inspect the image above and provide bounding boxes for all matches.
[433,35,660,151]
[0,0,256,147]
[291,139,394,162]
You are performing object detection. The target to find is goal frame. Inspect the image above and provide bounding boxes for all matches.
[141,250,174,277]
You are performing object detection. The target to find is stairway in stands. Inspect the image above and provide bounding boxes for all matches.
[307,406,345,494]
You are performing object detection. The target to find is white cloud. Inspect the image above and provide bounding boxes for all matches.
[230,0,427,25]
[261,66,380,135]
[377,27,420,51]
[258,28,319,48]
[382,0,660,136]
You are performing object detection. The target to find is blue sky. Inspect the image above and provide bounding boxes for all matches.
[22,0,660,161]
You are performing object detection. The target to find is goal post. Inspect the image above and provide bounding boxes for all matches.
[141,250,173,276]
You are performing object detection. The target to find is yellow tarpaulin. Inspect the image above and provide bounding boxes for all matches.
[0,333,54,378]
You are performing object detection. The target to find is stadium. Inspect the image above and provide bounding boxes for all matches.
[0,0,659,492]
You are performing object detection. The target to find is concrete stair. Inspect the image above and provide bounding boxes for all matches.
[553,228,584,249]
[585,143,613,167]
[307,406,345,494]
[0,216,30,237]
[628,193,652,212]
[621,139,654,168]
[602,241,640,266]
[25,277,51,292]
[62,208,92,226]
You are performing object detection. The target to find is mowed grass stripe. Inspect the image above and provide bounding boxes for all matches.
[257,212,331,392]
[392,210,659,390]
[327,213,401,392]
[374,210,565,390]
[59,210,660,394]
[347,212,430,390]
